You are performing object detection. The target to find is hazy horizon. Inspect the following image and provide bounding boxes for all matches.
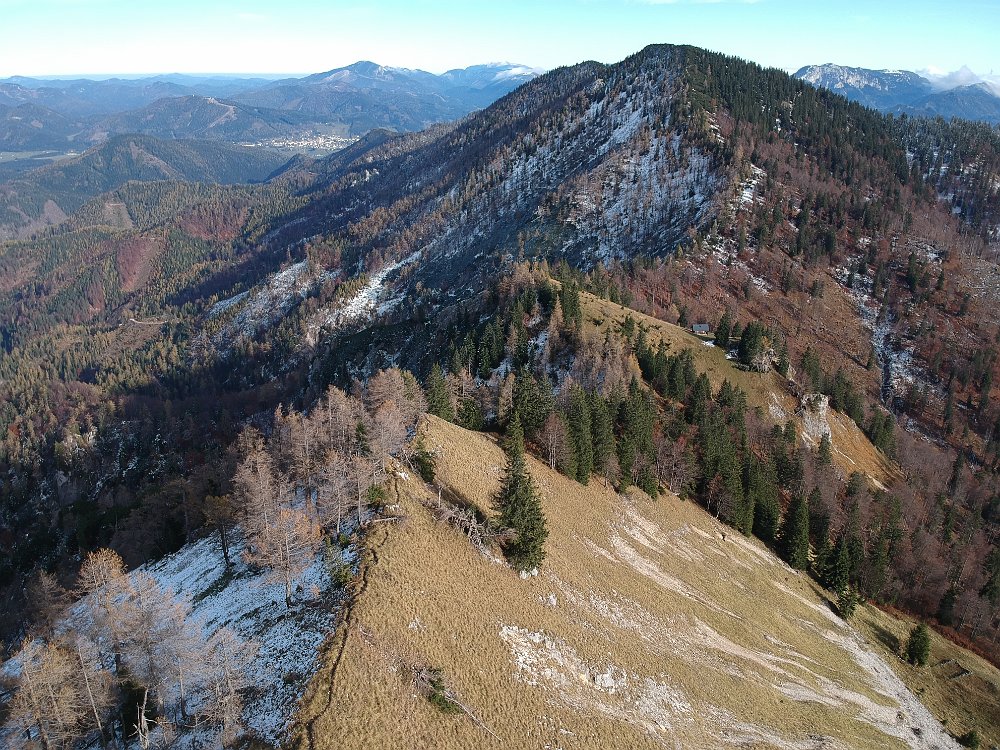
[1,0,996,81]
[3,62,998,92]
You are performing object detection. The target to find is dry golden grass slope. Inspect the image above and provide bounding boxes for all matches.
[578,290,898,488]
[852,607,1000,750]
[291,416,978,750]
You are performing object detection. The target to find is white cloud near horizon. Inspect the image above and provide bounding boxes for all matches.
[920,65,1000,93]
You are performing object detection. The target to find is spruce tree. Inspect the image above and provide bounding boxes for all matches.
[780,494,811,570]
[980,548,1000,606]
[817,433,832,466]
[638,464,659,498]
[738,321,766,368]
[749,455,780,544]
[567,387,593,484]
[589,395,615,480]
[495,416,548,573]
[512,368,554,439]
[828,532,851,593]
[425,364,454,421]
[617,436,636,491]
[936,586,958,626]
[837,586,861,620]
[948,448,965,495]
[715,310,732,350]
[905,623,931,666]
[686,373,711,425]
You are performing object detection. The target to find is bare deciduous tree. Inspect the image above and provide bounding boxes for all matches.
[372,401,407,469]
[10,637,100,749]
[26,570,70,636]
[283,409,321,498]
[316,449,352,534]
[121,573,206,722]
[366,368,407,414]
[203,628,257,747]
[321,385,360,453]
[76,548,133,671]
[233,437,282,535]
[66,634,113,747]
[203,493,238,570]
[540,412,572,471]
[497,372,516,425]
[244,506,322,607]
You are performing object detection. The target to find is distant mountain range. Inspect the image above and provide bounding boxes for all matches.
[795,63,1000,123]
[0,62,542,156]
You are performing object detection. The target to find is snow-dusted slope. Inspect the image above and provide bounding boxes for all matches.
[141,535,347,744]
[2,531,351,748]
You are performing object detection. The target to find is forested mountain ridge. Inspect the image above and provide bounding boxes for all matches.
[0,101,85,151]
[91,96,330,142]
[262,47,723,300]
[0,135,292,237]
[1,43,1000,749]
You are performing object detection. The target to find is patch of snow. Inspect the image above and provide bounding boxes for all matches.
[312,250,422,336]
[212,260,333,351]
[498,624,693,736]
[144,535,344,744]
[3,531,349,748]
[207,290,249,318]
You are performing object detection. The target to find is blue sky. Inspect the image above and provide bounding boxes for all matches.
[0,0,997,79]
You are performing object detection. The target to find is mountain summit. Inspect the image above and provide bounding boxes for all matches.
[795,62,1000,123]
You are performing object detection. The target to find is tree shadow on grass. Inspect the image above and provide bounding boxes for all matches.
[869,621,901,655]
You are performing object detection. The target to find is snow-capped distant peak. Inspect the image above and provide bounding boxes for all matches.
[795,62,1000,123]
[795,63,926,92]
[492,65,545,82]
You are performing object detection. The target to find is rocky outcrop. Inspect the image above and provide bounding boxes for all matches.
[798,393,832,442]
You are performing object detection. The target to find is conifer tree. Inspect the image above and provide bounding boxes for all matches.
[622,379,656,454]
[780,494,811,570]
[567,387,593,484]
[425,364,454,422]
[638,464,659,498]
[980,548,1000,606]
[937,587,958,626]
[512,368,554,439]
[686,373,711,425]
[749,455,780,544]
[589,394,615,481]
[494,416,548,573]
[738,321,766,368]
[905,623,931,666]
[837,586,861,620]
[715,310,732,350]
[730,322,743,347]
[616,437,634,490]
[828,532,851,592]
[947,447,965,496]
[817,433,832,465]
